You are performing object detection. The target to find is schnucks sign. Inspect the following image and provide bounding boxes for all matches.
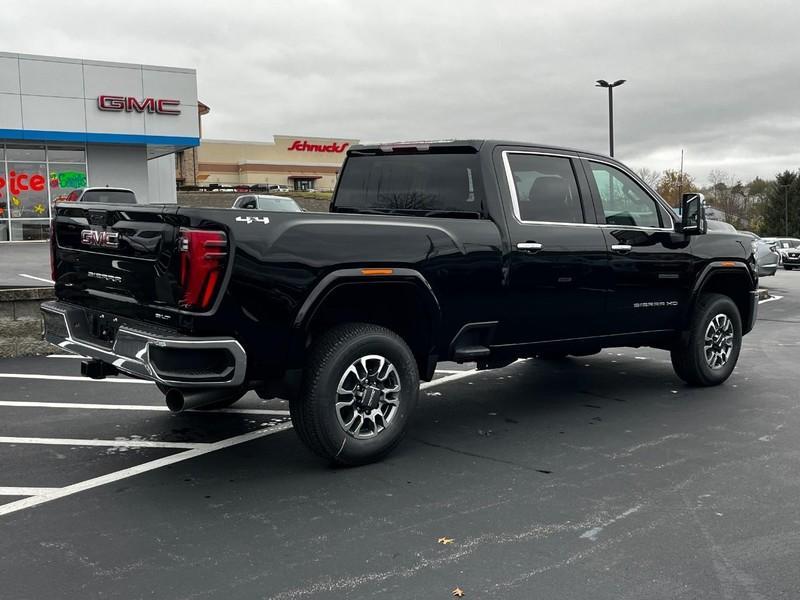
[288,140,349,153]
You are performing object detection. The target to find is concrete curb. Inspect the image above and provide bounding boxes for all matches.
[0,287,58,358]
[758,289,769,300]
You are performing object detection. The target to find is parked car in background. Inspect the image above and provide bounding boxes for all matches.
[706,219,736,233]
[740,231,780,277]
[250,184,290,193]
[762,237,800,269]
[232,194,304,212]
[62,187,137,204]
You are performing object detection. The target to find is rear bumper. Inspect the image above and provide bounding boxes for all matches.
[41,301,246,388]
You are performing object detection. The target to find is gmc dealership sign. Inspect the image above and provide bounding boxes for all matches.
[97,95,181,115]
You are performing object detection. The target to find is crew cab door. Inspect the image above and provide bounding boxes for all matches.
[494,149,610,345]
[580,158,692,333]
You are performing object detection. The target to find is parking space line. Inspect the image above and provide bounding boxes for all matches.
[0,487,60,497]
[46,354,88,359]
[0,400,290,416]
[0,374,153,384]
[0,422,293,517]
[17,273,54,285]
[422,368,479,389]
[0,366,485,518]
[0,436,203,449]
[759,295,784,305]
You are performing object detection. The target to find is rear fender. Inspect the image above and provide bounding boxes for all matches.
[289,268,442,375]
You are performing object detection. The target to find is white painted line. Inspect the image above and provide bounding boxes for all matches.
[0,422,294,517]
[422,368,479,389]
[0,373,153,384]
[0,436,202,449]
[17,273,54,285]
[433,369,472,374]
[0,487,60,497]
[46,354,88,359]
[0,365,484,518]
[759,295,783,305]
[0,400,290,416]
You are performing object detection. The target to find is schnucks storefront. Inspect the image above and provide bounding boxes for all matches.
[0,52,200,242]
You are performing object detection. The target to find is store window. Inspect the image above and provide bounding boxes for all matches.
[0,143,88,242]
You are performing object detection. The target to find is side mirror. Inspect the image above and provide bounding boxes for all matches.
[680,192,706,234]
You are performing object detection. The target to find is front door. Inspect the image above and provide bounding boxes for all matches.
[581,158,692,333]
[495,150,610,346]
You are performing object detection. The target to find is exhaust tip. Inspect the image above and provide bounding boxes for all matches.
[165,388,185,412]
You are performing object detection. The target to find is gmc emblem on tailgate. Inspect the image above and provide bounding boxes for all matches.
[81,229,119,249]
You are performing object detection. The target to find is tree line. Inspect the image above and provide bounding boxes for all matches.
[636,167,799,237]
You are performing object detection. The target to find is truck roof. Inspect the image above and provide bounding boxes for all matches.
[348,139,611,162]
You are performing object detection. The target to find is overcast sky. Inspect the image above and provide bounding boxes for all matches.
[3,0,799,184]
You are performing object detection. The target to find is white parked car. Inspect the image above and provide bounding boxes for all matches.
[232,195,304,212]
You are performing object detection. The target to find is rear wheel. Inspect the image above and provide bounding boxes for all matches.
[291,323,419,466]
[670,293,742,386]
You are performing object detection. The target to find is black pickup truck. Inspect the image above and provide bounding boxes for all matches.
[43,140,759,465]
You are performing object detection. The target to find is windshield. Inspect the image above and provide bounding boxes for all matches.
[257,197,302,212]
[333,152,483,217]
[80,189,137,204]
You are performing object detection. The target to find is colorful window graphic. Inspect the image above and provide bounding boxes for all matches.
[0,144,88,241]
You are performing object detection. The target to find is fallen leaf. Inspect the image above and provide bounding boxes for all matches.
[452,587,465,597]
[438,537,455,545]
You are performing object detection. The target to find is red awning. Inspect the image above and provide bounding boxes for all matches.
[287,175,322,180]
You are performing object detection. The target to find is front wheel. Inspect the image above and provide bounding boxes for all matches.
[291,323,419,466]
[670,293,742,386]
[785,266,794,271]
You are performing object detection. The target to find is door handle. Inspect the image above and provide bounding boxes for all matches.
[517,242,543,253]
[611,244,632,253]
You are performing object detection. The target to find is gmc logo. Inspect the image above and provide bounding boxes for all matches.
[97,95,181,115]
[81,230,120,249]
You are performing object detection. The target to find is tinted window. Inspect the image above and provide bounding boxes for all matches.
[80,190,137,204]
[506,154,584,223]
[334,153,482,216]
[589,162,661,228]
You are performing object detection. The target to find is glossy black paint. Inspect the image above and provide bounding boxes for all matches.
[51,140,758,384]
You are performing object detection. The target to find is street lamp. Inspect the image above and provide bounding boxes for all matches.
[596,79,626,157]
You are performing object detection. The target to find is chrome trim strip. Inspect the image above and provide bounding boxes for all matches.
[41,302,246,388]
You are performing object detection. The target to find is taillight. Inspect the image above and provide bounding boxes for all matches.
[65,190,80,202]
[177,229,228,311]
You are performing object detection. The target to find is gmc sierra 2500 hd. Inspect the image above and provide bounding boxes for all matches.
[43,140,759,465]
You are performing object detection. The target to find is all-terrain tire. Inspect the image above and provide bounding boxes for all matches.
[291,323,419,466]
[670,293,742,386]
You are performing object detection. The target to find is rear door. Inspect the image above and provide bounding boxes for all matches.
[494,149,610,345]
[581,157,692,333]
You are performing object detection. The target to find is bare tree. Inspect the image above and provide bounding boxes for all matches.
[635,167,661,188]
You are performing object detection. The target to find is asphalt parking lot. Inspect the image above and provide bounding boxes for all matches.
[0,271,799,599]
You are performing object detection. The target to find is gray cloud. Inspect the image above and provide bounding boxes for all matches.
[3,0,799,184]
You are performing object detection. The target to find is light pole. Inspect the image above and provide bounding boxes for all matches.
[777,183,791,236]
[596,79,626,157]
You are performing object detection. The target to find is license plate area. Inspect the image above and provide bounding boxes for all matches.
[89,312,120,343]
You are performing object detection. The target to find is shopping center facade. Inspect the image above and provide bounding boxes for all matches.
[188,135,359,191]
[0,52,200,241]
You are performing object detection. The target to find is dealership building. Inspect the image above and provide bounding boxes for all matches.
[185,135,359,192]
[0,52,200,242]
